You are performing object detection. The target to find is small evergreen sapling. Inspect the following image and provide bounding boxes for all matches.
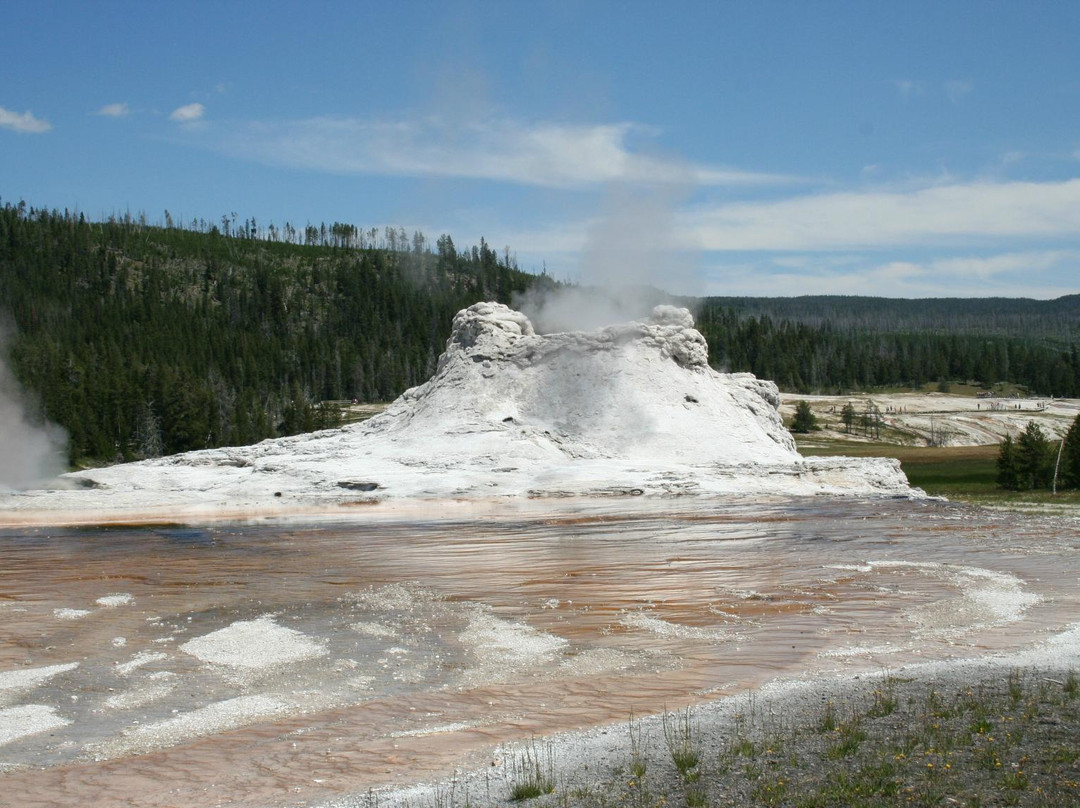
[791,400,818,433]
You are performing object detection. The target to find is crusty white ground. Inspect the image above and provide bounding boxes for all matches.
[0,662,79,693]
[350,621,399,638]
[103,673,176,710]
[619,611,733,643]
[114,651,168,676]
[86,694,287,760]
[95,593,133,607]
[0,705,72,746]
[179,616,327,670]
[459,613,569,686]
[781,391,1079,447]
[53,608,90,620]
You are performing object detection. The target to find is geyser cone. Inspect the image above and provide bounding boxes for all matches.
[0,303,917,524]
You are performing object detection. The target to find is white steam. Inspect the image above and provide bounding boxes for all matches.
[514,163,700,333]
[0,330,69,490]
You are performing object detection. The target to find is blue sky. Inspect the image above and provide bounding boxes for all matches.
[2,0,1079,298]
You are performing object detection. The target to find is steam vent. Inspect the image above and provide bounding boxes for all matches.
[0,303,918,523]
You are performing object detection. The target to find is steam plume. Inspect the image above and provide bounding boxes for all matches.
[515,162,700,333]
[0,329,69,490]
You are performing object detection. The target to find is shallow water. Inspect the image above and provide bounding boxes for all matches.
[1,497,1079,807]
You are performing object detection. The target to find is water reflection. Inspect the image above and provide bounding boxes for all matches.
[0,498,1078,807]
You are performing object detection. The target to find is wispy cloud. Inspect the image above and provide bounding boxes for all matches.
[894,79,922,101]
[0,105,51,134]
[702,250,1079,299]
[213,115,800,189]
[95,102,130,118]
[681,178,1080,251]
[169,102,206,123]
[944,78,974,102]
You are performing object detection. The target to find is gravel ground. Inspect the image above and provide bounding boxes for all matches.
[324,630,1080,808]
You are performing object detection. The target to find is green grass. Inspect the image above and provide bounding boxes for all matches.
[662,708,701,777]
[496,668,1080,808]
[796,438,1080,505]
[508,741,557,802]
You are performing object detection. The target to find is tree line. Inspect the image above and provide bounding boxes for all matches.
[0,202,545,464]
[694,301,1080,397]
[2,200,1078,467]
[701,294,1080,342]
[997,416,1080,492]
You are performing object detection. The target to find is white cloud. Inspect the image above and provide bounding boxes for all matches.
[95,102,130,118]
[0,105,51,134]
[920,250,1074,279]
[681,178,1080,251]
[215,115,800,189]
[169,103,206,123]
[701,249,1079,299]
[944,79,973,102]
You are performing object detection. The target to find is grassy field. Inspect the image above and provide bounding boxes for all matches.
[525,668,1080,808]
[796,438,1080,507]
[414,667,1080,808]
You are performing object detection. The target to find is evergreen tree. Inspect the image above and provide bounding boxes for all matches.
[790,400,817,433]
[1016,421,1052,490]
[996,433,1020,490]
[1061,413,1080,489]
[840,402,856,434]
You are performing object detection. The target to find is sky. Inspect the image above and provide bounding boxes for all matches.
[2,0,1080,299]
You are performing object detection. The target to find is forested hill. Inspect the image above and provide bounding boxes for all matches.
[694,295,1080,397]
[701,295,1080,341]
[2,202,1078,467]
[0,203,546,464]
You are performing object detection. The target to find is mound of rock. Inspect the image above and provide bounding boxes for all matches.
[0,303,918,523]
[370,302,797,467]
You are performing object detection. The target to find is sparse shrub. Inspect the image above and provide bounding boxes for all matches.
[663,708,700,776]
[508,741,556,802]
[1065,670,1078,698]
[1008,668,1024,705]
[731,738,757,758]
[819,700,837,733]
[868,680,898,718]
[1000,768,1029,791]
[627,711,647,779]
[826,722,867,760]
